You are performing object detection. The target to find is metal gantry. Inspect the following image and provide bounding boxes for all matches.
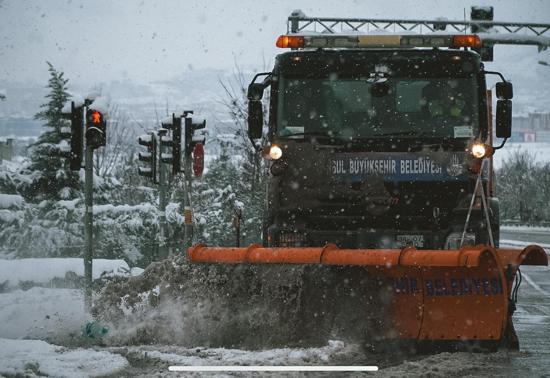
[287,11,550,49]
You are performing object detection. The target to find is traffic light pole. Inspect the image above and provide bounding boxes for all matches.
[83,143,94,310]
[158,131,168,258]
[182,112,205,251]
[63,99,105,312]
[183,152,193,251]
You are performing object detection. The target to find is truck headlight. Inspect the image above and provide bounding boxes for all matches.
[470,142,494,159]
[268,145,283,160]
[471,143,486,158]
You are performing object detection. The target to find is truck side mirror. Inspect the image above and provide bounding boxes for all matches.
[248,100,263,139]
[247,83,265,101]
[496,99,512,138]
[496,81,513,100]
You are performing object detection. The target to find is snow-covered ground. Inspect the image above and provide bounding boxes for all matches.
[0,286,130,377]
[0,258,143,288]
[0,287,89,340]
[0,339,128,377]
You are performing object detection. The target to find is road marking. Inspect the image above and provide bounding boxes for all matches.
[516,303,550,315]
[522,272,550,298]
[168,366,379,372]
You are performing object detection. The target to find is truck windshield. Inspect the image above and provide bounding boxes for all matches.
[276,76,479,139]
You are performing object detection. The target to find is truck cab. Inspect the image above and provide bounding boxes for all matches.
[248,34,513,250]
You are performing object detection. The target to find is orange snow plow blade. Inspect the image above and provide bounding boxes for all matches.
[188,244,547,345]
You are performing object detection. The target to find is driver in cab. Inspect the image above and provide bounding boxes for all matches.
[422,82,466,118]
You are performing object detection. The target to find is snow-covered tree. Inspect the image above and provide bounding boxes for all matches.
[24,62,78,201]
[219,64,269,190]
[497,150,550,223]
[189,65,271,247]
[192,138,264,247]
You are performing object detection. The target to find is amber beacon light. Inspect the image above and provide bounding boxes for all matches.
[451,34,482,48]
[276,35,305,48]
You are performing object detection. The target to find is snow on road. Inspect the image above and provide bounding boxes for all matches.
[0,338,128,378]
[123,340,359,367]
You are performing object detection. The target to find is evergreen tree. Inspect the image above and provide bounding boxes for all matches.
[192,139,264,247]
[25,62,79,201]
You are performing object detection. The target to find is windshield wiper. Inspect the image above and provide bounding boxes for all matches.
[278,131,348,139]
[376,131,420,137]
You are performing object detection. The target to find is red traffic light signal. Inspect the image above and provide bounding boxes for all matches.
[91,110,102,125]
[86,109,106,149]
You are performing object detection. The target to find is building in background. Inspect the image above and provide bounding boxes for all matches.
[510,112,550,143]
[0,138,14,162]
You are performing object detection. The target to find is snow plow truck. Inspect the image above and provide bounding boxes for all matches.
[188,11,549,351]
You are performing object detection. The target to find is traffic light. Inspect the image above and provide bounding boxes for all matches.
[470,6,493,33]
[138,132,157,181]
[160,113,182,175]
[61,101,84,170]
[184,114,206,157]
[471,6,494,61]
[86,109,106,149]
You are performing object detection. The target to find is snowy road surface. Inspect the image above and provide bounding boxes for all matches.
[0,232,548,377]
[502,226,550,245]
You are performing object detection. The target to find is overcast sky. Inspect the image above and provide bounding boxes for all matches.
[1,0,549,85]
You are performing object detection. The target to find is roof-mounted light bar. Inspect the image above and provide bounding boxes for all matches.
[276,34,481,49]
[451,34,482,48]
[276,35,305,48]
